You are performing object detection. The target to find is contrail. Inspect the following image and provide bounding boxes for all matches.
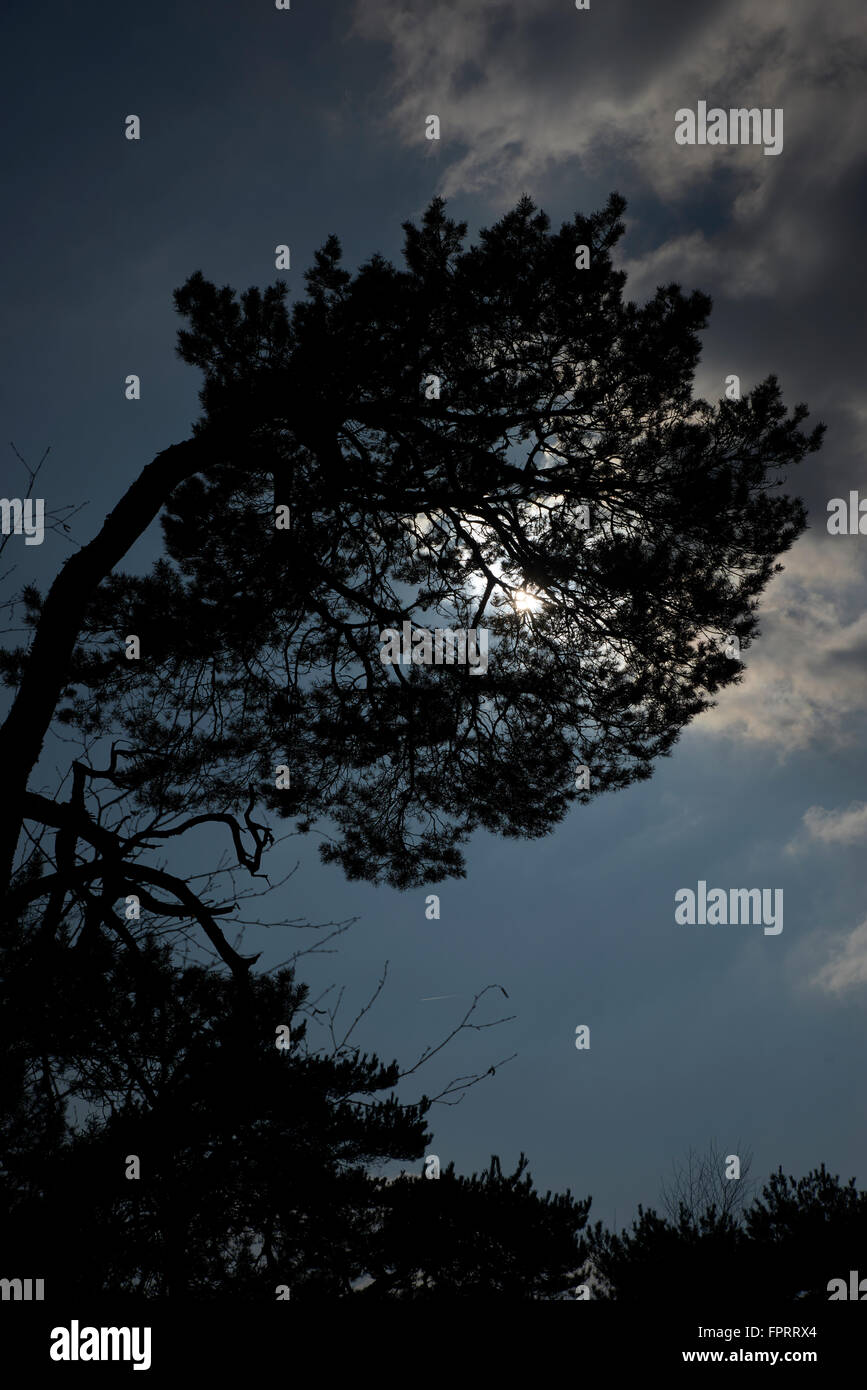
[420,986,509,1001]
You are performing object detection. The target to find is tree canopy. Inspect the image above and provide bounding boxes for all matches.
[583,1162,867,1302]
[1,193,823,901]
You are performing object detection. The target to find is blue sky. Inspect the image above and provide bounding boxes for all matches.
[2,0,866,1232]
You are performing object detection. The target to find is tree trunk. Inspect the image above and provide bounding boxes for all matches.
[0,438,205,900]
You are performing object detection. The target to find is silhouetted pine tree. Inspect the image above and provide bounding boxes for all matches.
[1,194,823,895]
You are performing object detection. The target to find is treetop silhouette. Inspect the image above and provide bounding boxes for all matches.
[2,193,823,917]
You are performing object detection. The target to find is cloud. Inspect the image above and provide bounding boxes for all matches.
[353,0,867,211]
[812,917,867,994]
[799,802,867,846]
[617,210,825,303]
[353,0,867,315]
[696,532,867,752]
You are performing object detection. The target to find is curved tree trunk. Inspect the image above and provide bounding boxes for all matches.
[0,438,205,902]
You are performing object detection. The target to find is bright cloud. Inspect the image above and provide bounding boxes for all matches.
[812,918,867,995]
[800,802,867,846]
[696,532,867,753]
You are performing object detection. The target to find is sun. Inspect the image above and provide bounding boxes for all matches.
[514,588,543,614]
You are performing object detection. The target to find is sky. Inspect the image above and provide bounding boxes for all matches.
[2,0,866,1235]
